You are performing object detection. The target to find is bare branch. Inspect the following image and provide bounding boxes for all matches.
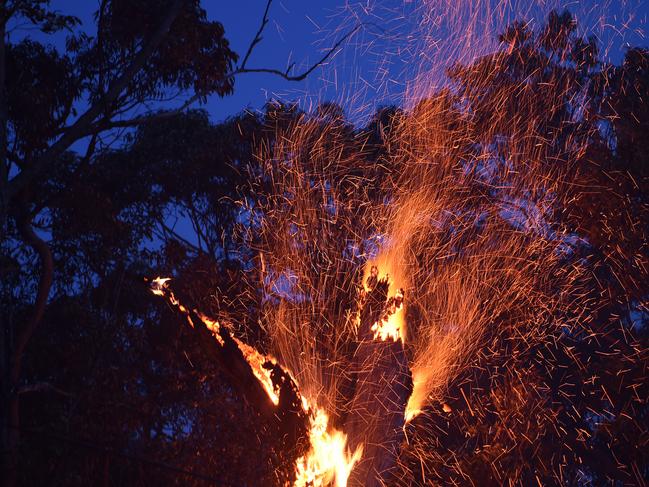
[240,0,273,70]
[88,22,361,128]
[154,215,202,255]
[229,24,360,82]
[17,382,73,397]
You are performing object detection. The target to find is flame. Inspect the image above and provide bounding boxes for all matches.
[364,264,407,342]
[150,276,171,294]
[151,277,224,343]
[295,408,363,487]
[151,277,277,403]
[150,277,362,485]
[404,368,430,422]
[371,302,404,342]
[234,338,280,406]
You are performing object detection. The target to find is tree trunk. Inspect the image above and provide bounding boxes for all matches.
[344,279,412,487]
[3,218,54,487]
[0,10,10,485]
[0,9,7,237]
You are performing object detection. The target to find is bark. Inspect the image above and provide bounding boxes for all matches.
[344,279,413,487]
[344,340,411,486]
[4,217,54,487]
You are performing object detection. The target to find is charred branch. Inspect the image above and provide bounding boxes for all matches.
[149,278,310,463]
[343,275,413,487]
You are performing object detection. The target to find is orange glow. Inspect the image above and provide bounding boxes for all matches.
[295,408,363,487]
[149,277,282,400]
[405,368,430,422]
[371,299,404,342]
[151,277,196,328]
[233,338,281,406]
[364,264,407,342]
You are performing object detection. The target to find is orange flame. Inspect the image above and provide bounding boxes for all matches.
[295,408,363,487]
[150,277,362,485]
[404,368,429,422]
[234,338,281,406]
[370,294,405,342]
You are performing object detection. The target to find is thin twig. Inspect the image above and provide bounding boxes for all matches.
[229,24,361,82]
[17,382,73,397]
[240,0,273,70]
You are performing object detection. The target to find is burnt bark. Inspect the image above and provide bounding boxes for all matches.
[154,281,309,468]
[344,278,412,487]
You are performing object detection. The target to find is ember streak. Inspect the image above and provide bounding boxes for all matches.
[147,2,646,485]
[150,270,413,486]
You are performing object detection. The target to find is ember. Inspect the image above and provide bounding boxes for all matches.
[6,0,647,486]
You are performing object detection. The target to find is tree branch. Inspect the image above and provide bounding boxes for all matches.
[81,22,361,133]
[154,215,202,255]
[69,21,361,135]
[240,0,273,70]
[230,24,361,82]
[6,3,359,201]
[17,382,73,397]
[7,0,186,200]
[66,93,204,138]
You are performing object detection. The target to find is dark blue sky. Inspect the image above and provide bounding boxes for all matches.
[5,0,648,250]
[8,0,649,125]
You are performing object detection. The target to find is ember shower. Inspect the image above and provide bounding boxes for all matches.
[151,1,647,485]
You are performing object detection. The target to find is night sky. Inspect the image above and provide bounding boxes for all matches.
[8,0,649,124]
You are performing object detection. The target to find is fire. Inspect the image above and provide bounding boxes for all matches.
[150,277,281,403]
[234,338,281,406]
[404,368,430,422]
[364,264,407,342]
[151,1,641,483]
[295,408,363,487]
[149,277,362,486]
[371,290,405,342]
[150,276,171,293]
[150,277,224,343]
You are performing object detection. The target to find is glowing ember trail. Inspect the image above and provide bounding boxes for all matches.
[149,277,364,486]
[148,0,646,484]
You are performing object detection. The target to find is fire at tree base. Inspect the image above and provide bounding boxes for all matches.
[149,271,414,487]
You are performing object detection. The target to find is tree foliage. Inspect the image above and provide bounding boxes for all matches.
[1,5,647,486]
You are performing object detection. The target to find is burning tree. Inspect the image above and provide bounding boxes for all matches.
[146,9,647,486]
[3,2,647,486]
